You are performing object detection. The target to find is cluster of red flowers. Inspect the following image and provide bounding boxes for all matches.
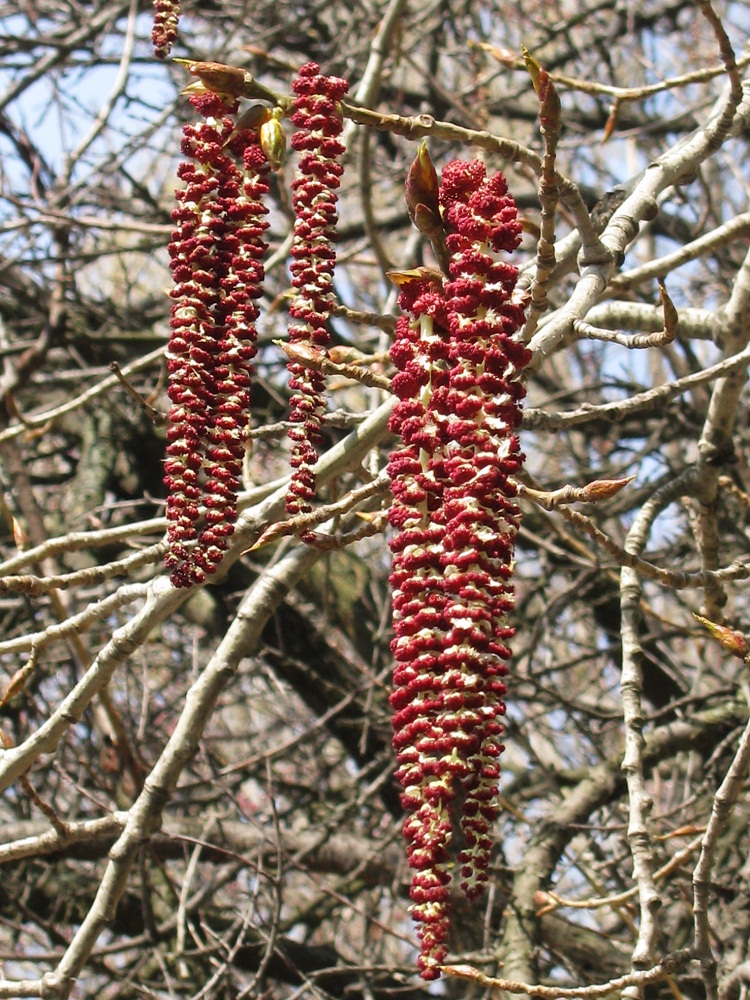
[161,47,529,983]
[163,63,347,585]
[388,160,529,979]
[285,63,348,514]
[151,0,180,59]
[164,92,269,588]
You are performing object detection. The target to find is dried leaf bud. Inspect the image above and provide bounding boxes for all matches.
[174,59,251,98]
[11,515,28,550]
[280,341,325,365]
[440,966,480,982]
[412,201,444,240]
[659,281,678,341]
[602,102,619,143]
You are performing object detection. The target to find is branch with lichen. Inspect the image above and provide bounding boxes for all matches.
[522,47,561,338]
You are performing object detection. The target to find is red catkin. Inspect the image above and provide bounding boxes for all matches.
[388,159,530,979]
[164,92,269,587]
[285,62,348,515]
[151,0,180,59]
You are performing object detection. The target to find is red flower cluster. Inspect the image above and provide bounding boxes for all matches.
[164,92,269,588]
[285,63,348,514]
[388,160,530,979]
[151,0,180,60]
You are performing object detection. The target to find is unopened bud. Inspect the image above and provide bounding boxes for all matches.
[522,46,561,131]
[11,515,29,550]
[405,140,441,234]
[694,614,750,660]
[175,59,251,98]
[277,340,325,365]
[522,46,543,94]
[259,115,286,169]
[578,475,635,503]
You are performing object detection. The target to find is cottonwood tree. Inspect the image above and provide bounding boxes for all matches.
[0,0,750,997]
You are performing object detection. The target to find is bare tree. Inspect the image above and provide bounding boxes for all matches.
[0,0,750,998]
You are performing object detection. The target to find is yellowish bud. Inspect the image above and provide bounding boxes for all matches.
[259,116,286,169]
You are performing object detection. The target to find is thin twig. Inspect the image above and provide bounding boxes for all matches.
[537,833,704,913]
[277,340,391,391]
[553,503,750,591]
[442,948,692,997]
[0,346,165,445]
[250,470,390,550]
[473,39,750,102]
[573,282,677,349]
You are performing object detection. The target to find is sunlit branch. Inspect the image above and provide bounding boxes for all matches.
[523,341,750,431]
[442,949,691,998]
[527,80,750,372]
[522,48,561,338]
[620,515,662,970]
[613,212,750,292]
[0,544,164,597]
[694,715,750,1000]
